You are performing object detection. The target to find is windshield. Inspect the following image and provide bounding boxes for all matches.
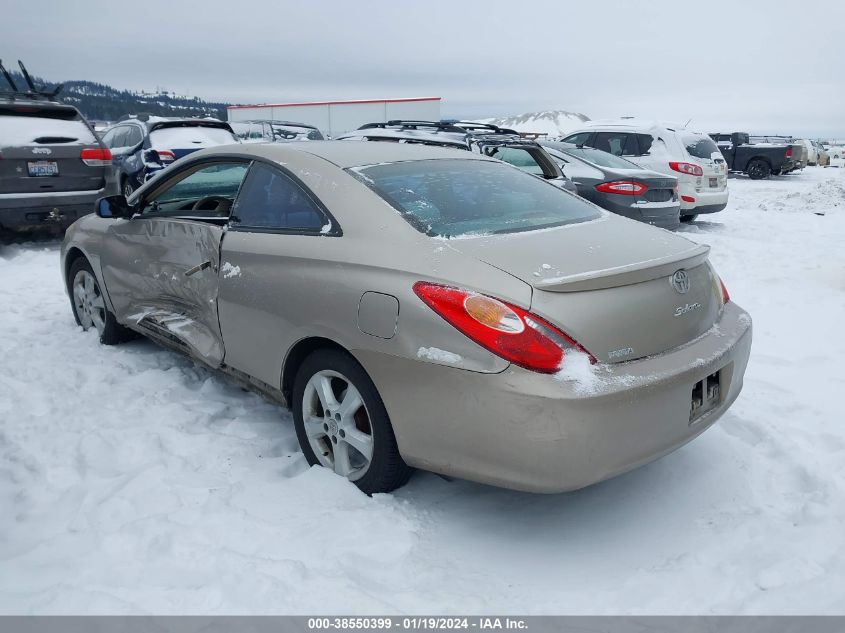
[150,125,238,149]
[681,134,721,160]
[562,147,640,169]
[351,158,600,238]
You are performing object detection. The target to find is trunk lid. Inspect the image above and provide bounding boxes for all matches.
[449,217,722,363]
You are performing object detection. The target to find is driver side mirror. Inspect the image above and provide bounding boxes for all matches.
[96,194,132,219]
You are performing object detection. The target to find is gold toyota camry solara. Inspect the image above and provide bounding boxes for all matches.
[61,141,752,494]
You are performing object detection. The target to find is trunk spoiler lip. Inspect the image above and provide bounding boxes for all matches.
[531,243,710,293]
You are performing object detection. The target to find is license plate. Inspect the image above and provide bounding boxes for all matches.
[709,177,718,187]
[28,161,59,177]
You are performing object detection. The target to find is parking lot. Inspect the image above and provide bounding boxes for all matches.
[1,167,842,614]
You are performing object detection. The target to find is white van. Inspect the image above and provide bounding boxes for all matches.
[560,119,728,222]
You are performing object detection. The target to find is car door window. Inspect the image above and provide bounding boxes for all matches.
[124,125,143,148]
[562,132,591,146]
[593,132,628,156]
[231,162,327,231]
[142,161,249,218]
[100,128,118,148]
[490,147,545,176]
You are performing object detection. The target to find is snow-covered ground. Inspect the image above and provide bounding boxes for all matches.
[1,168,843,615]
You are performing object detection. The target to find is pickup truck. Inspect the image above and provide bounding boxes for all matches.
[709,132,796,179]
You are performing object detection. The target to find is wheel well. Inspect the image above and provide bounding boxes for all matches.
[748,156,772,167]
[282,337,350,403]
[64,247,87,288]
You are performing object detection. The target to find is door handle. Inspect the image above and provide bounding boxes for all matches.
[185,261,211,277]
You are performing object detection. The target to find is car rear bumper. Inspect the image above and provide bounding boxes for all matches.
[680,187,729,212]
[354,302,752,493]
[0,188,106,231]
[604,199,680,230]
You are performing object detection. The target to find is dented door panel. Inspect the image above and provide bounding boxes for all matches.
[100,217,225,366]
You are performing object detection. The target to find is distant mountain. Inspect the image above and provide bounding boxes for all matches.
[3,71,231,122]
[476,110,590,137]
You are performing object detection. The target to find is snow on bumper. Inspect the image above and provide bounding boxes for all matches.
[355,301,752,493]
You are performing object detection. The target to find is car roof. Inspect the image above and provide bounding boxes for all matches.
[337,128,469,148]
[202,139,487,168]
[237,119,319,129]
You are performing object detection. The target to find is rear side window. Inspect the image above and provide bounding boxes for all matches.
[0,107,96,146]
[592,132,628,156]
[351,158,600,238]
[681,134,720,159]
[232,162,326,231]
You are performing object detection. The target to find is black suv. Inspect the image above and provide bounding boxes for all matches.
[337,120,577,193]
[101,115,239,196]
[0,60,116,235]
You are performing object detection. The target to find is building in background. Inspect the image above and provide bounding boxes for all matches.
[226,97,441,138]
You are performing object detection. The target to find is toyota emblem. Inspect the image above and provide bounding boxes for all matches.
[671,269,690,294]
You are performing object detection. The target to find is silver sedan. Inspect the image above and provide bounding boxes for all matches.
[61,141,752,494]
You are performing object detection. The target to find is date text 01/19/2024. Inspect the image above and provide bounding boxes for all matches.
[307,617,528,630]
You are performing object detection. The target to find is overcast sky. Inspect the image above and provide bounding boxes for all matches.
[4,0,844,136]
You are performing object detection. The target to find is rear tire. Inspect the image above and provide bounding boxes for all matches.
[292,349,412,494]
[68,257,132,345]
[680,214,698,223]
[746,159,771,180]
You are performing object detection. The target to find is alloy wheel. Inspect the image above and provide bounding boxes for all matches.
[301,369,374,481]
[72,270,106,335]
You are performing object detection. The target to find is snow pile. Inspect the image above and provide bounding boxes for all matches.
[1,168,844,615]
[475,110,590,137]
[0,116,97,146]
[554,350,601,394]
[221,262,241,279]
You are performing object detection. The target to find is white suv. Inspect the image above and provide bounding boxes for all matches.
[561,120,728,222]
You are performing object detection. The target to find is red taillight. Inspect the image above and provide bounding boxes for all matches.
[595,181,648,196]
[80,148,112,166]
[669,161,704,177]
[157,150,176,162]
[785,148,793,158]
[719,278,730,304]
[681,195,696,203]
[412,282,594,373]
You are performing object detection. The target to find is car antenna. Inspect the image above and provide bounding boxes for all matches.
[0,59,18,91]
[684,118,692,128]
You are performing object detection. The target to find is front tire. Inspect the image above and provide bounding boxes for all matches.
[68,258,131,345]
[292,349,412,494]
[746,159,771,180]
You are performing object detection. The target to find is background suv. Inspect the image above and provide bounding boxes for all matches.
[561,120,728,222]
[1,65,115,236]
[101,115,239,196]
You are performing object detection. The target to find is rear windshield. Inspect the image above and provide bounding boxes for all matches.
[563,147,640,169]
[149,125,238,149]
[0,107,96,146]
[681,134,721,159]
[351,158,600,238]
